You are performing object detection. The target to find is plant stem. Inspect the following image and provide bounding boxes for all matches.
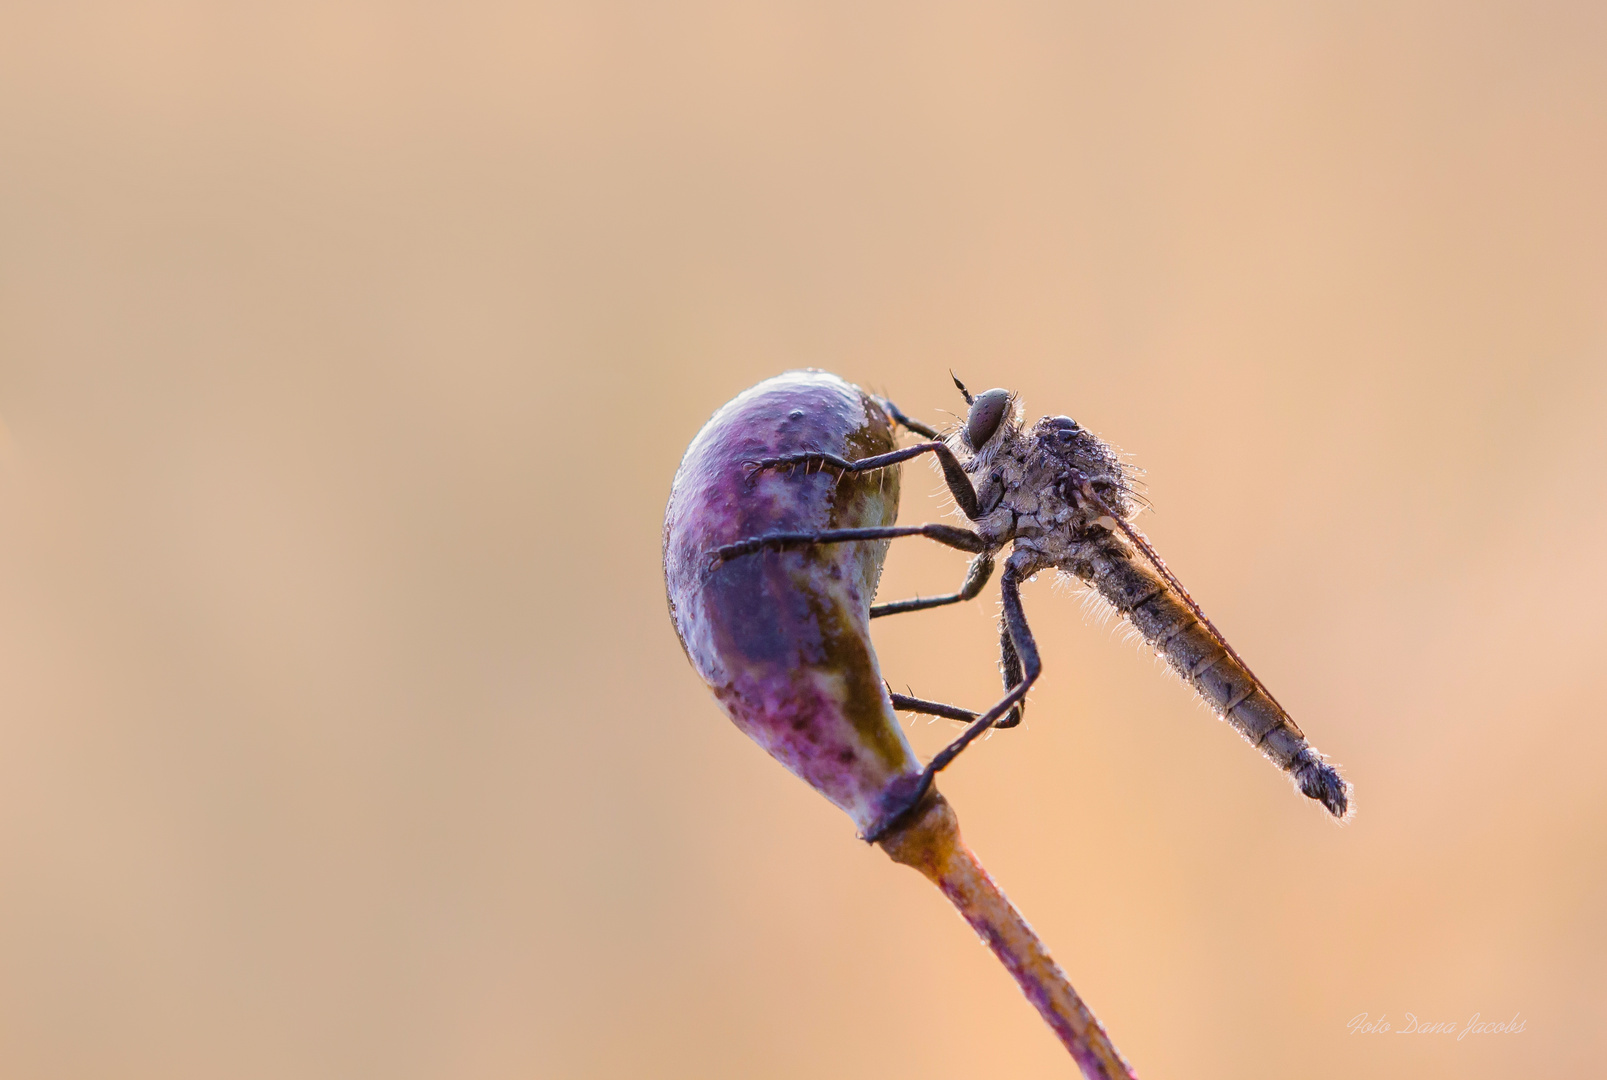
[879,792,1138,1080]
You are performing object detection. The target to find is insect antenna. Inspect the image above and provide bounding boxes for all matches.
[950,371,974,405]
[1084,484,1296,727]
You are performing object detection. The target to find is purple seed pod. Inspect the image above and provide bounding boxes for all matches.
[663,370,924,836]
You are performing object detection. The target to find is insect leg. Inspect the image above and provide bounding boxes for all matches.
[870,553,993,618]
[748,442,981,520]
[924,564,1039,773]
[864,564,1040,842]
[875,397,944,440]
[888,692,976,723]
[995,618,1025,729]
[707,523,986,570]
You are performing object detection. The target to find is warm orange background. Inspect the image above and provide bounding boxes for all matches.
[1,4,1603,1078]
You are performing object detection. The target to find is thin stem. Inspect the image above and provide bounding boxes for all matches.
[878,793,1138,1080]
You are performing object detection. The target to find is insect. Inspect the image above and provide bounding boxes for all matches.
[708,373,1351,840]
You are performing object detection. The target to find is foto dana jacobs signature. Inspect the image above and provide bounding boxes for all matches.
[1348,1012,1527,1041]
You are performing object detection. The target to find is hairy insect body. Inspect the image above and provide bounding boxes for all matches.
[1068,537,1348,815]
[710,372,1351,829]
[956,406,1351,818]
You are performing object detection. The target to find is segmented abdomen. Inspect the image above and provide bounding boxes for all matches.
[1072,538,1350,819]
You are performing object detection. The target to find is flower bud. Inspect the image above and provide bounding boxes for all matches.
[663,371,923,834]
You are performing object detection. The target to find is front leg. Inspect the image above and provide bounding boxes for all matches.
[749,441,982,520]
[875,396,944,440]
[707,523,987,571]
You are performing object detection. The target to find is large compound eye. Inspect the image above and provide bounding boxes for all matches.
[965,388,1011,449]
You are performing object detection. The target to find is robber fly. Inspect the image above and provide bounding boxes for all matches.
[709,375,1350,839]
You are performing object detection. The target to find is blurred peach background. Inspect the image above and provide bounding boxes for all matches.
[1,3,1604,1078]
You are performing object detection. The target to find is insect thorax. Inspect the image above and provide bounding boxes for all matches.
[958,412,1134,565]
